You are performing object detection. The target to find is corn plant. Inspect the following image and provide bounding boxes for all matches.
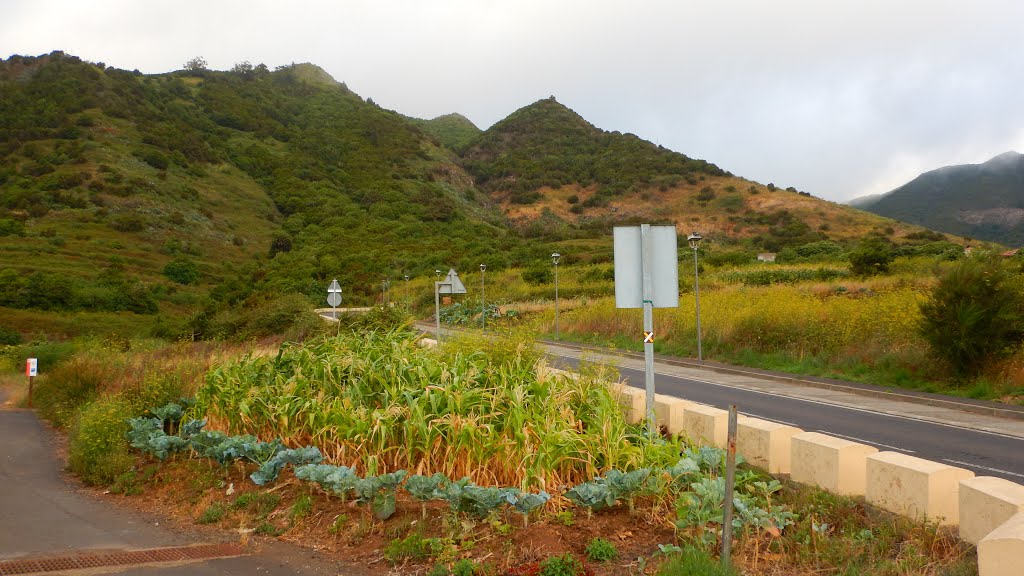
[193,329,686,490]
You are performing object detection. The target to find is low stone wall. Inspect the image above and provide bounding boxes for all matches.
[979,512,1024,576]
[654,394,692,436]
[959,477,1024,546]
[736,417,802,474]
[790,432,877,496]
[865,451,974,526]
[682,404,728,448]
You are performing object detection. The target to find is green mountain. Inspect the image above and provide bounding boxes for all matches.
[407,113,481,151]
[463,97,726,205]
[461,97,944,255]
[850,152,1024,246]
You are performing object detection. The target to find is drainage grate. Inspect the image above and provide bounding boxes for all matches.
[0,543,245,575]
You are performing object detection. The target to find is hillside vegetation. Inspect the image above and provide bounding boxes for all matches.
[407,112,481,151]
[461,97,964,257]
[0,51,991,342]
[0,52,541,338]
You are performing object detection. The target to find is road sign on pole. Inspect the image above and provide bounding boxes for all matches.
[327,279,342,318]
[26,357,37,408]
[435,269,467,345]
[614,225,679,436]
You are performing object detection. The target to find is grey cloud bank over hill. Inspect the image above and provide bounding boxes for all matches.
[3,0,1023,203]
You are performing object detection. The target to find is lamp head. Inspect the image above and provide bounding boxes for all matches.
[551,252,561,265]
[687,232,703,250]
[480,263,486,271]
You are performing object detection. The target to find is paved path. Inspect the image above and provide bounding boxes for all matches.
[0,388,362,575]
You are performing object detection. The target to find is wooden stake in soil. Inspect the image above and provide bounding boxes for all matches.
[722,404,738,567]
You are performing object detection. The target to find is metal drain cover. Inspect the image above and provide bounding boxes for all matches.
[0,543,245,575]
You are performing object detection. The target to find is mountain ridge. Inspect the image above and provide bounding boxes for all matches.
[849,152,1024,245]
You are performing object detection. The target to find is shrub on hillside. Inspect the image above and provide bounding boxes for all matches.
[848,237,894,276]
[163,257,200,285]
[0,326,22,345]
[522,266,553,285]
[919,256,1024,378]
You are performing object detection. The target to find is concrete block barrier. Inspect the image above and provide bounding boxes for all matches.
[959,476,1024,545]
[790,432,877,496]
[866,451,974,526]
[654,394,693,436]
[978,512,1024,576]
[683,404,728,448]
[613,385,646,424]
[736,417,803,474]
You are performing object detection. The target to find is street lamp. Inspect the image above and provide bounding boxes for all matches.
[687,232,703,362]
[479,264,487,331]
[551,252,561,340]
[404,274,410,306]
[381,278,390,306]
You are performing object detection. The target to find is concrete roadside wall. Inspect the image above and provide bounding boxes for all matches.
[682,404,728,448]
[978,512,1024,576]
[654,394,692,436]
[959,477,1024,545]
[790,432,877,496]
[502,352,1024,575]
[736,417,802,474]
[865,451,974,526]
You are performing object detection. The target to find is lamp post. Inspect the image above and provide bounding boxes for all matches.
[479,264,487,331]
[382,278,390,306]
[551,252,561,340]
[687,232,703,362]
[404,274,410,306]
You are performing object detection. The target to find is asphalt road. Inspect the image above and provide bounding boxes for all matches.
[552,355,1024,483]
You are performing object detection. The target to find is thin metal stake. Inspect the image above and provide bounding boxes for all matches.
[722,404,738,566]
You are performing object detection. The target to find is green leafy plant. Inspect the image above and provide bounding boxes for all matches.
[355,470,408,520]
[289,494,313,523]
[538,553,584,576]
[383,530,435,564]
[584,538,618,562]
[451,558,478,576]
[197,502,226,524]
[655,545,737,576]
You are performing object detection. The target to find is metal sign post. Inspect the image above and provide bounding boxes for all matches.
[327,279,342,319]
[434,268,467,345]
[614,225,678,435]
[26,358,37,408]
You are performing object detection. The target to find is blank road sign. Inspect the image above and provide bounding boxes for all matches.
[613,225,679,308]
[327,279,342,307]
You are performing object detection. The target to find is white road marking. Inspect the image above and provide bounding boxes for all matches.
[941,459,1024,480]
[742,412,798,427]
[593,358,1024,442]
[815,431,914,453]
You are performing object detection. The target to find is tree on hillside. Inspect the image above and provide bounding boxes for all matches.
[919,256,1024,378]
[184,56,207,71]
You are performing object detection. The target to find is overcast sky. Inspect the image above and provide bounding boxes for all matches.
[3,0,1023,202]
